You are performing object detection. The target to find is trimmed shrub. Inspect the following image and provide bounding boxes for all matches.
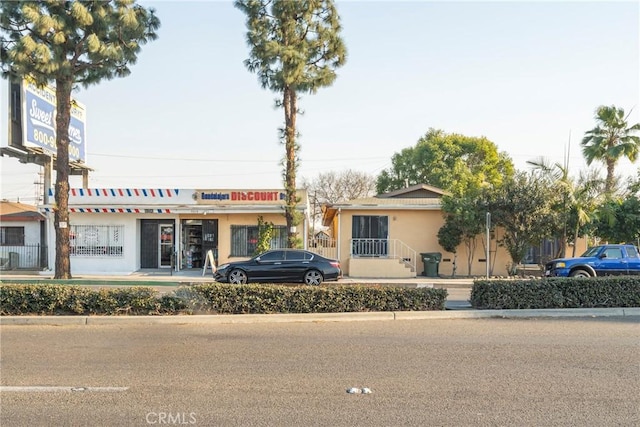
[0,283,447,315]
[470,277,640,309]
[0,284,162,315]
[174,283,447,314]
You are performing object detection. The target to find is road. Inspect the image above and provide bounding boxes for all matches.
[1,317,638,426]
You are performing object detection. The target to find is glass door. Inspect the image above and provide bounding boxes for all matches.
[159,224,174,268]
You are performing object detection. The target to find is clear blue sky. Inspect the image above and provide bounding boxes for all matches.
[2,0,639,203]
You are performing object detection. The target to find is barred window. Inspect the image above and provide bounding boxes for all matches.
[0,227,25,246]
[230,225,287,257]
[70,225,124,257]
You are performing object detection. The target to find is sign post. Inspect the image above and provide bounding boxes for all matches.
[202,249,216,277]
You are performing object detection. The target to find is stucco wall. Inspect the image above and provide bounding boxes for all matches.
[52,212,294,274]
[331,208,515,278]
[189,212,289,265]
[59,213,142,274]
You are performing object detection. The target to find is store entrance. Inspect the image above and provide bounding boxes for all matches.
[140,220,174,269]
[159,224,174,268]
[182,219,218,269]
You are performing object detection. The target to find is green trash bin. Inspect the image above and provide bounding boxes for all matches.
[420,252,442,277]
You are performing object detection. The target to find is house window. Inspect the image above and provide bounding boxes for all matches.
[0,227,25,246]
[70,225,124,257]
[230,225,287,257]
[351,216,389,256]
[523,238,563,264]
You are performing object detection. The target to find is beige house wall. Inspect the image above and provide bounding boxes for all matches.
[330,207,514,278]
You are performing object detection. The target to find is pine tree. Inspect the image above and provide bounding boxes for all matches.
[235,0,347,247]
[1,1,160,278]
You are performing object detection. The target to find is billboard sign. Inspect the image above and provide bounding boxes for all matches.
[21,77,87,162]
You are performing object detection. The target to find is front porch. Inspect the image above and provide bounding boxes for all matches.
[308,238,418,279]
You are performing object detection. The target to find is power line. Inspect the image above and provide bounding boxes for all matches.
[90,152,390,163]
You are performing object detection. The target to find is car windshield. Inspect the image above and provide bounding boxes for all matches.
[581,246,603,257]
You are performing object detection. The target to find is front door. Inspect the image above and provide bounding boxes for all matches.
[159,224,174,268]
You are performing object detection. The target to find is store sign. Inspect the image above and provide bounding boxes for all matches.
[194,190,286,204]
[22,77,87,162]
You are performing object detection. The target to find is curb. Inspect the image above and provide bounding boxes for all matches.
[2,307,639,326]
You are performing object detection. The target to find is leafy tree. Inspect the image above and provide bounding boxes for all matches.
[485,171,557,275]
[440,192,485,277]
[592,174,640,245]
[1,1,160,279]
[376,128,515,194]
[527,156,607,258]
[437,213,463,278]
[236,0,347,248]
[302,169,376,234]
[581,105,640,195]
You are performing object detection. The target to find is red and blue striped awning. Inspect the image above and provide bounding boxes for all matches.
[48,188,180,197]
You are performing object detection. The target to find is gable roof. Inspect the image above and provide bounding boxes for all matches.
[0,201,45,222]
[321,184,446,226]
[377,183,448,199]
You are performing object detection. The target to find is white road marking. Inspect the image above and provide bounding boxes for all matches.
[1,386,129,392]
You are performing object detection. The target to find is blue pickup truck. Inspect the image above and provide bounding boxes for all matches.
[544,244,640,277]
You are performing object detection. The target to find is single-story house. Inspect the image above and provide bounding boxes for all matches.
[0,200,46,269]
[322,184,513,278]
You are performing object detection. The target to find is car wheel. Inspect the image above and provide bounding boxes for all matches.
[229,269,247,284]
[304,269,323,286]
[569,270,591,278]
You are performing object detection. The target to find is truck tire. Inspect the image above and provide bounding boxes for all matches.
[570,269,591,278]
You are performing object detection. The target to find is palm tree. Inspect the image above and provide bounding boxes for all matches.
[527,156,605,257]
[581,105,640,195]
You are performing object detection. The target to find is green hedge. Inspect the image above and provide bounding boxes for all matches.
[470,277,640,309]
[0,284,170,315]
[0,283,447,315]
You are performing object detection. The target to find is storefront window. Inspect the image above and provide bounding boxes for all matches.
[70,225,124,257]
[230,225,287,257]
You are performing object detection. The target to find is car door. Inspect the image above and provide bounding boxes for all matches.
[593,247,626,276]
[281,250,309,281]
[251,250,285,281]
[623,246,640,275]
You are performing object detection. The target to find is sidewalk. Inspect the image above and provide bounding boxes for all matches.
[0,269,475,287]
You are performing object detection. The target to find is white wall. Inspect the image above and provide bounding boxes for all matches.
[45,213,142,274]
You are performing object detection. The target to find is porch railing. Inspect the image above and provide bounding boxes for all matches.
[350,238,416,272]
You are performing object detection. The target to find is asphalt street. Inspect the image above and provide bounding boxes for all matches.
[1,317,638,426]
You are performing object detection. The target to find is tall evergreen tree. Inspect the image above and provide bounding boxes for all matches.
[581,105,640,195]
[235,0,347,247]
[1,1,160,278]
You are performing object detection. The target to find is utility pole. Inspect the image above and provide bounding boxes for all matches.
[486,212,491,279]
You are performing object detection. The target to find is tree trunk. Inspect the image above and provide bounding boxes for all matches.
[282,85,298,248]
[54,78,73,279]
[605,159,615,195]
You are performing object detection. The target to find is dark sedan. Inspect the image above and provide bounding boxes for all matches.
[214,249,342,285]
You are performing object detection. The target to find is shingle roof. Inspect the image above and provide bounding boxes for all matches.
[0,201,44,221]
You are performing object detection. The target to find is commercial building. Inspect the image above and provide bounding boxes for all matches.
[40,188,309,274]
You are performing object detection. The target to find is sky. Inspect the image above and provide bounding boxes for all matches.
[1,0,639,204]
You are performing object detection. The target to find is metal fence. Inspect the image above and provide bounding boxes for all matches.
[0,244,47,270]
